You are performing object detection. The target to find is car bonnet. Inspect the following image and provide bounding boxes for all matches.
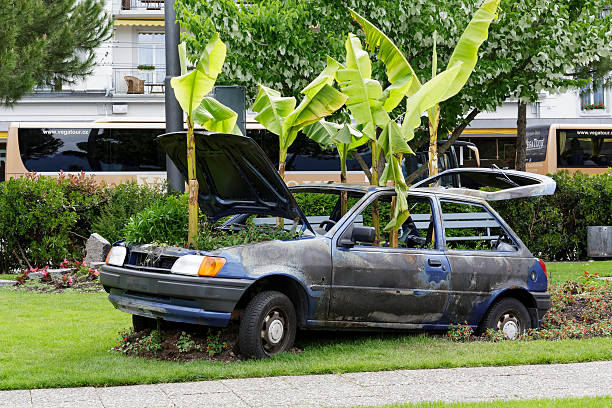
[157,131,301,222]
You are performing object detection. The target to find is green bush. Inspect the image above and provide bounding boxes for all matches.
[0,177,77,270]
[124,194,189,246]
[492,170,612,261]
[91,182,166,243]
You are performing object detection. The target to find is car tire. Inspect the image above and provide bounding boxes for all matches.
[238,291,297,359]
[482,297,531,339]
[132,314,157,332]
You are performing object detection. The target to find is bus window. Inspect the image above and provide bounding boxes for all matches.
[17,128,166,173]
[557,129,612,168]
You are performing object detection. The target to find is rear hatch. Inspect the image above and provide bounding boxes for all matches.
[410,167,556,200]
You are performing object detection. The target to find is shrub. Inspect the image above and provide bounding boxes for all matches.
[0,176,77,270]
[124,194,189,245]
[492,170,612,260]
[92,182,166,243]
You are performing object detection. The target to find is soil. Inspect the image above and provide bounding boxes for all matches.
[113,321,303,362]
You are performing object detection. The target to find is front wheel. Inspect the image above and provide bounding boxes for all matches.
[238,291,297,359]
[482,298,531,339]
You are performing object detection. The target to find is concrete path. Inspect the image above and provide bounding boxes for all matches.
[1,361,611,408]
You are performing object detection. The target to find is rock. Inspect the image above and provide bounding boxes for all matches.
[84,233,111,264]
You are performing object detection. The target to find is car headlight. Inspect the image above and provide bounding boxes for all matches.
[171,255,226,277]
[105,246,127,266]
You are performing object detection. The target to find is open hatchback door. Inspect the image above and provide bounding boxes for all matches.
[158,132,303,222]
[410,167,556,200]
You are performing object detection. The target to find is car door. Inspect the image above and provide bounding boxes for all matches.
[438,199,535,325]
[328,192,451,326]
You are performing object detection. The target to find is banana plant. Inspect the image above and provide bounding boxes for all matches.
[348,1,499,245]
[350,0,500,177]
[334,33,417,245]
[170,34,240,246]
[305,120,369,215]
[252,57,348,181]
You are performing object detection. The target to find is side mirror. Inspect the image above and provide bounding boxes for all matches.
[352,225,376,244]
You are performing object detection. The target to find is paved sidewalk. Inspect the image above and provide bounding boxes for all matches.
[1,361,611,408]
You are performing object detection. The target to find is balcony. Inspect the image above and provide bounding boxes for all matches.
[113,0,164,16]
[113,67,166,95]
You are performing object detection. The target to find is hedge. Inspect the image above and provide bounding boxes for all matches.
[492,170,612,261]
[1,170,609,271]
[0,174,165,272]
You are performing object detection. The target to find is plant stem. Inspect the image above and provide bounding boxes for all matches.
[427,104,441,178]
[277,150,287,228]
[186,118,199,247]
[340,146,348,216]
[371,140,380,246]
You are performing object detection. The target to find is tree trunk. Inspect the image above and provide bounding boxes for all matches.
[186,121,199,247]
[515,102,527,171]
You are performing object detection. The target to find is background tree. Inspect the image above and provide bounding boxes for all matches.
[177,0,612,177]
[0,0,112,105]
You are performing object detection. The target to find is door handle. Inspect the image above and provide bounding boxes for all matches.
[428,259,442,267]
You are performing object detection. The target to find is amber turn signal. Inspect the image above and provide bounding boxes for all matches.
[198,256,226,277]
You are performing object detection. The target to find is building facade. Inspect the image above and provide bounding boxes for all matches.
[2,1,611,175]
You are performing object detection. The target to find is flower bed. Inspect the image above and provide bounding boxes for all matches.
[447,277,612,342]
[11,259,102,293]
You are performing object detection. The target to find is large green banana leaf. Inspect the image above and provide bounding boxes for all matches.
[192,97,240,135]
[252,85,296,137]
[336,34,389,140]
[349,9,421,103]
[253,59,347,154]
[440,0,500,101]
[170,34,227,116]
[305,120,369,151]
[400,63,462,141]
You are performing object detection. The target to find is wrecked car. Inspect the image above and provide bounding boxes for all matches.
[100,132,554,359]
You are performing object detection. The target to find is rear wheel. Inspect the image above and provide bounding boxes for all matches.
[132,314,157,332]
[238,291,297,359]
[482,298,531,339]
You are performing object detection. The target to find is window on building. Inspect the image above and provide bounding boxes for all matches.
[580,78,605,111]
[138,32,165,83]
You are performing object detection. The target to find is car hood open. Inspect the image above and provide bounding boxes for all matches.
[410,168,556,201]
[158,131,301,222]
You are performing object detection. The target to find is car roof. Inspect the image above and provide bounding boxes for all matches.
[289,183,388,194]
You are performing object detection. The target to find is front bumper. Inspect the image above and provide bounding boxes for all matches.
[101,264,253,327]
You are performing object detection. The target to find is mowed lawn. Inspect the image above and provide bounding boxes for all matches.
[1,288,611,390]
[546,260,612,283]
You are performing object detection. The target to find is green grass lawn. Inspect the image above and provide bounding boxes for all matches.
[1,290,611,390]
[546,260,612,283]
[0,274,17,280]
[355,396,612,408]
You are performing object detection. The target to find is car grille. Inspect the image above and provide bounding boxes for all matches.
[128,251,178,272]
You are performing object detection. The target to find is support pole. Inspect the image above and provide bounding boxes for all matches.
[164,0,185,193]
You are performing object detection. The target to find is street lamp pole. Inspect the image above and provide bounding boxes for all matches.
[164,0,185,193]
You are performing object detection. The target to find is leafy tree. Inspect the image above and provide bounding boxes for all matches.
[0,0,112,105]
[177,0,612,177]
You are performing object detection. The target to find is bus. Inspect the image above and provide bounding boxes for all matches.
[526,124,612,175]
[5,119,372,186]
[6,119,479,186]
